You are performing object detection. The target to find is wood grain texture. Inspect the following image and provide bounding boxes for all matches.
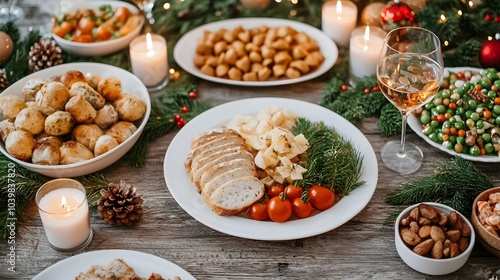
[1,2,500,279]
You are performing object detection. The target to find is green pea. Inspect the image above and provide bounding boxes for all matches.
[420,114,431,124]
[436,104,446,114]
[488,90,497,100]
[446,108,455,115]
[434,97,443,106]
[456,136,466,146]
[465,110,474,119]
[466,118,475,128]
[453,87,464,97]
[494,80,500,88]
[442,141,453,150]
[470,112,480,121]
[462,145,470,154]
[423,125,434,135]
[468,99,478,110]
[463,82,474,92]
[482,132,491,143]
[469,145,480,156]
[424,103,433,110]
[441,90,451,99]
[449,135,457,144]
[454,120,465,130]
[430,107,439,116]
[431,120,440,128]
[456,107,465,116]
[486,70,498,81]
[428,132,439,142]
[449,116,457,124]
[480,79,491,89]
[493,105,500,115]
[476,119,484,129]
[485,143,494,154]
[442,120,451,128]
[496,116,500,126]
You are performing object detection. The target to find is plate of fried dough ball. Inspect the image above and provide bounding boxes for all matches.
[0,63,150,178]
[174,18,338,86]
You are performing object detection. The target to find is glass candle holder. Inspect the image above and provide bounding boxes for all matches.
[129,33,169,92]
[321,0,358,46]
[349,25,386,85]
[36,178,92,254]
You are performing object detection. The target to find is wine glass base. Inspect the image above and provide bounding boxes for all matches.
[0,6,24,24]
[381,140,423,174]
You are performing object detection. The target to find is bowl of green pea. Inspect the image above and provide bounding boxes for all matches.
[408,67,500,162]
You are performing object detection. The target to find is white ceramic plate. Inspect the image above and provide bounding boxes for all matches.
[52,1,144,56]
[408,67,500,163]
[0,63,151,177]
[174,18,338,86]
[163,98,378,240]
[32,249,195,280]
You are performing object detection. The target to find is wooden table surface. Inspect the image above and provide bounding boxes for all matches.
[2,1,500,279]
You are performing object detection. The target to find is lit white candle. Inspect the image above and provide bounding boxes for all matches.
[129,33,168,89]
[36,179,91,250]
[349,25,386,81]
[321,0,358,46]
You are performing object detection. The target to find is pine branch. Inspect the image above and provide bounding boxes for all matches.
[377,103,401,137]
[386,156,494,218]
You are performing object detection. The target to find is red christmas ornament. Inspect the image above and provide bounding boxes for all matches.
[380,0,416,32]
[479,33,500,69]
[177,118,187,128]
[174,114,181,121]
[181,106,189,113]
[189,91,197,99]
[364,88,370,94]
[341,84,348,91]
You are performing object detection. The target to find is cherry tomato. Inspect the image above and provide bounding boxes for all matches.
[249,202,268,221]
[267,195,292,223]
[308,185,335,210]
[285,185,303,202]
[268,184,284,197]
[292,197,314,219]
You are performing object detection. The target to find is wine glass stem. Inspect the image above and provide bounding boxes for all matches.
[398,110,410,158]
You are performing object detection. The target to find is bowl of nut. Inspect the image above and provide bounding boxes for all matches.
[0,62,150,178]
[395,202,475,275]
[471,186,500,257]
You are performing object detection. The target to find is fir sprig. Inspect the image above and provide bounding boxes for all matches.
[293,118,365,197]
[0,155,110,238]
[385,156,494,224]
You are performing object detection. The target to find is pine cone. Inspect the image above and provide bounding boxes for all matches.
[97,180,144,226]
[0,69,7,92]
[28,38,63,73]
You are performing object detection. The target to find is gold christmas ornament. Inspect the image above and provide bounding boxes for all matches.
[0,31,14,64]
[360,2,386,27]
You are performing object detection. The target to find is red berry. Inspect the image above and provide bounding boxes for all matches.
[177,118,187,128]
[174,114,181,121]
[372,85,380,92]
[364,88,370,94]
[495,16,500,23]
[189,91,197,99]
[485,14,493,21]
[341,84,348,91]
[181,106,189,113]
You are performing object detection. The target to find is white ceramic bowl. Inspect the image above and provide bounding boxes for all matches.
[52,1,144,56]
[0,63,151,178]
[394,202,475,275]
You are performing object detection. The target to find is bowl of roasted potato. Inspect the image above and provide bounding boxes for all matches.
[51,1,144,56]
[0,63,151,178]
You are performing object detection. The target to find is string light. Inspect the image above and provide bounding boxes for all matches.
[163,3,171,10]
[275,0,282,3]
[291,0,298,4]
[458,10,463,16]
[468,1,473,8]
[444,40,449,46]
[438,14,447,24]
[290,10,297,16]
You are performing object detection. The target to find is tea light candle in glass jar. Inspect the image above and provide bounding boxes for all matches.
[36,178,92,253]
[321,0,358,46]
[349,25,386,84]
[129,33,169,91]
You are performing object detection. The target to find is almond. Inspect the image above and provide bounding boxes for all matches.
[459,237,469,252]
[410,207,420,221]
[431,240,443,259]
[400,216,413,227]
[409,221,419,234]
[443,239,452,248]
[450,242,460,258]
[438,212,448,226]
[418,225,432,240]
[413,239,434,256]
[449,210,458,226]
[430,225,446,242]
[443,246,450,257]
[446,229,461,243]
[401,229,421,246]
[418,217,431,226]
[461,222,471,237]
[419,204,438,220]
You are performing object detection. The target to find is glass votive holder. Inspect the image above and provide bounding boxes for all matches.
[349,25,386,85]
[129,33,169,92]
[321,0,358,47]
[36,178,92,254]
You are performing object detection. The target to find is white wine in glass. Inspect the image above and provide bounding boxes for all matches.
[376,27,444,174]
[132,0,155,25]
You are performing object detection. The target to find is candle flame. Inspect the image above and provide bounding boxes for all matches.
[60,196,70,212]
[363,26,370,41]
[336,0,342,20]
[146,33,155,58]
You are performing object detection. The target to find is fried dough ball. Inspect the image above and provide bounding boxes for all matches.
[0,119,15,143]
[114,93,146,122]
[97,76,122,101]
[69,81,106,110]
[105,121,137,144]
[32,136,62,165]
[0,95,26,120]
[5,130,36,161]
[22,78,48,101]
[14,107,45,135]
[59,140,94,164]
[65,95,97,124]
[44,111,75,136]
[85,73,101,90]
[59,70,87,89]
[72,124,104,151]
[94,104,119,130]
[94,135,119,157]
[35,81,70,115]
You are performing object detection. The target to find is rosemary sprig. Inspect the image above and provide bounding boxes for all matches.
[293,118,365,197]
[385,156,494,224]
[0,155,110,238]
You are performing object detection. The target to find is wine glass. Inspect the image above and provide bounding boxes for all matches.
[0,0,24,24]
[132,0,155,27]
[376,27,444,174]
